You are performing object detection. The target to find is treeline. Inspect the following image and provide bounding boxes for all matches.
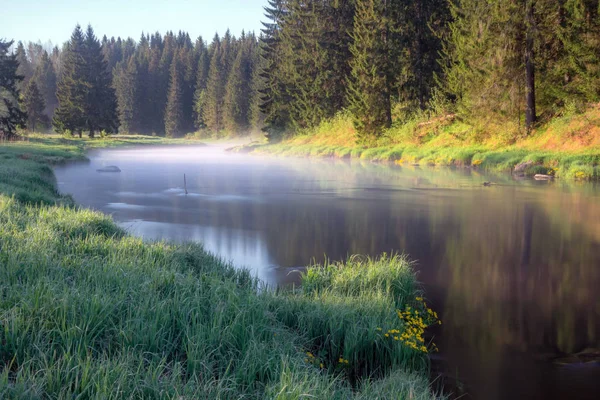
[4,0,600,142]
[259,0,600,141]
[7,26,260,137]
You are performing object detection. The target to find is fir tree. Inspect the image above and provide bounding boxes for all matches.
[193,42,210,129]
[14,41,33,91]
[347,0,392,141]
[32,51,58,118]
[83,24,118,137]
[224,35,253,133]
[0,39,27,139]
[165,50,184,137]
[113,57,138,133]
[258,0,290,140]
[53,25,88,137]
[21,78,47,132]
[203,34,224,133]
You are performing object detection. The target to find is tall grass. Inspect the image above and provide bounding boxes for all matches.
[0,139,441,398]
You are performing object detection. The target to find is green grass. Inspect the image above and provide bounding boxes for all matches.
[0,138,441,399]
[232,108,600,180]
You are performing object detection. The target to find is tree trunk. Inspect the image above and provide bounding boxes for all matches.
[525,0,536,131]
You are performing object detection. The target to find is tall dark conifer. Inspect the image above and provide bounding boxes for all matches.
[193,40,210,129]
[32,51,58,118]
[259,0,289,139]
[203,34,224,133]
[113,57,138,133]
[53,25,88,137]
[21,79,47,132]
[15,41,32,91]
[83,25,118,137]
[165,50,184,137]
[0,40,27,139]
[347,0,392,141]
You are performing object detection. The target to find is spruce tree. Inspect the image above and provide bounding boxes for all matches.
[258,0,290,139]
[32,51,58,118]
[224,35,253,133]
[181,41,198,133]
[83,25,118,137]
[203,34,224,133]
[15,41,33,91]
[147,33,164,134]
[249,34,265,131]
[165,50,184,137]
[21,78,47,132]
[113,57,138,133]
[347,0,392,141]
[193,42,210,129]
[0,39,27,139]
[53,25,88,137]
[134,33,152,134]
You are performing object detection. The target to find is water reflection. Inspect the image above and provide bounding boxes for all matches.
[54,146,600,400]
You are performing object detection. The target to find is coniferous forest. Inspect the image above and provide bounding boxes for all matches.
[2,0,600,142]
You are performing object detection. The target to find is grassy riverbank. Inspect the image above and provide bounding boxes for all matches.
[0,137,441,399]
[235,105,600,181]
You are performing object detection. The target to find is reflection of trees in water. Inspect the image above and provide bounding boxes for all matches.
[439,191,600,356]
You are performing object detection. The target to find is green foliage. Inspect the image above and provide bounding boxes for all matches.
[31,50,58,118]
[53,25,90,137]
[0,39,27,139]
[347,0,392,141]
[165,50,185,137]
[21,79,47,132]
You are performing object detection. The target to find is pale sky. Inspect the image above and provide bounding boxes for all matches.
[2,0,268,46]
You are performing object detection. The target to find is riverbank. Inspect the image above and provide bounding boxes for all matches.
[233,105,600,181]
[0,137,442,398]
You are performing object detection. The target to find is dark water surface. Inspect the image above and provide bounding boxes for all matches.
[54,145,600,399]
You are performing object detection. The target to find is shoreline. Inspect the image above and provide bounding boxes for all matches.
[0,136,443,399]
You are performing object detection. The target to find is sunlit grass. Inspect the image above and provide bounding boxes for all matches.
[236,107,600,180]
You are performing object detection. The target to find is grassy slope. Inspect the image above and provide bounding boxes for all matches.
[237,105,600,181]
[0,137,441,399]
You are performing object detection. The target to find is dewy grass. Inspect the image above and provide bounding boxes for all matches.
[0,138,442,399]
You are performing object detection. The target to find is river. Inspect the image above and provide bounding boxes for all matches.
[53,144,600,399]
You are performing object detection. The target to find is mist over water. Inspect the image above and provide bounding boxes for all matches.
[54,145,600,400]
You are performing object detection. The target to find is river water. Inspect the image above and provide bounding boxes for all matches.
[53,145,600,399]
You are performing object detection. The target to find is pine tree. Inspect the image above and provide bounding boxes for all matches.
[165,50,184,137]
[134,33,152,134]
[32,51,58,118]
[53,25,88,137]
[390,0,449,111]
[248,34,265,131]
[224,34,254,133]
[347,0,392,141]
[113,57,138,133]
[0,39,27,139]
[21,78,47,132]
[193,41,210,129]
[15,41,33,91]
[258,0,290,139]
[203,34,224,133]
[83,25,118,137]
[181,41,198,133]
[147,33,164,134]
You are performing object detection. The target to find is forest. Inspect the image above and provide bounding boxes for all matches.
[2,0,600,143]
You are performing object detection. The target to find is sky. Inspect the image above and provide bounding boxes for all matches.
[2,0,268,47]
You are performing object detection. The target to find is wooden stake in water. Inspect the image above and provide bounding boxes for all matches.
[184,174,188,195]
